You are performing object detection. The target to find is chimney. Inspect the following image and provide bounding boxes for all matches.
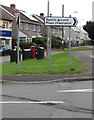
[10,4,16,9]
[40,13,44,17]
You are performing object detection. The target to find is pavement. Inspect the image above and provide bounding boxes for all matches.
[1,50,94,84]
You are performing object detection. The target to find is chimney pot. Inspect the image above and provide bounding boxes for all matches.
[40,13,44,17]
[10,4,16,9]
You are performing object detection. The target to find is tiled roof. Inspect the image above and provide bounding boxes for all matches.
[1,4,40,24]
[20,30,31,37]
[0,5,14,21]
[1,5,16,16]
[33,14,44,23]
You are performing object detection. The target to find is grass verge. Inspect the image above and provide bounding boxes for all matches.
[55,46,92,51]
[64,46,92,51]
[0,52,86,75]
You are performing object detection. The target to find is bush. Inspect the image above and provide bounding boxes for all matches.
[52,36,62,49]
[32,37,47,48]
[19,41,34,49]
[83,40,93,45]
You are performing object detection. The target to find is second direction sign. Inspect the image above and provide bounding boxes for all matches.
[45,17,78,27]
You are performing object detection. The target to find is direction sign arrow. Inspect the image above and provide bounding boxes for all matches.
[45,17,78,27]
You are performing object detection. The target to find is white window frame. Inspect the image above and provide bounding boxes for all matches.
[33,25,36,32]
[27,38,32,42]
[38,26,41,32]
[53,29,55,33]
[20,23,23,30]
[3,21,8,29]
[57,29,59,33]
[26,24,29,31]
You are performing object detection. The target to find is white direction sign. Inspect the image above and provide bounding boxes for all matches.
[45,17,78,27]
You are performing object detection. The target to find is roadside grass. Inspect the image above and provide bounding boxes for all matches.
[1,52,86,75]
[55,46,92,51]
[64,46,92,51]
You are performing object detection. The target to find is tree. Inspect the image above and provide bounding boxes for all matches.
[83,21,94,41]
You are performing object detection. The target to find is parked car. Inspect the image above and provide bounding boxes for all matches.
[0,46,12,56]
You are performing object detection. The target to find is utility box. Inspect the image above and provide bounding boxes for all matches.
[37,47,44,60]
[31,46,36,59]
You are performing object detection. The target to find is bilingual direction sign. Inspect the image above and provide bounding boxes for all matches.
[45,17,78,27]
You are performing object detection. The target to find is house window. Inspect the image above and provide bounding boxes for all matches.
[38,26,41,32]
[64,30,65,35]
[3,21,8,29]
[1,40,5,46]
[57,29,59,33]
[33,25,36,32]
[59,30,62,34]
[26,24,29,31]
[53,29,55,33]
[20,37,26,41]
[20,23,23,30]
[27,38,32,42]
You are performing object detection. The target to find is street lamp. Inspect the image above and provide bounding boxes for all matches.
[70,11,78,16]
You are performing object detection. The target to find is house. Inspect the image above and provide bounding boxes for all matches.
[64,26,89,45]
[1,4,42,48]
[18,12,42,42]
[63,27,80,45]
[79,27,90,43]
[32,13,62,38]
[0,5,14,48]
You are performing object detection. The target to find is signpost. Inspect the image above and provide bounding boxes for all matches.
[45,17,77,27]
[45,16,78,70]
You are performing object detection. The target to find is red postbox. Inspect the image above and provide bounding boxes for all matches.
[31,46,36,59]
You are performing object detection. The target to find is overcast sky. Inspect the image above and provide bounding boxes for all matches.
[0,0,93,26]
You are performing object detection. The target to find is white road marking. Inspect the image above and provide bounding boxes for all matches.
[0,101,64,104]
[58,89,93,93]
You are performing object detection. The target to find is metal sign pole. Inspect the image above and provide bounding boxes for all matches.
[49,27,52,72]
[16,12,20,72]
[68,26,71,70]
[47,0,52,72]
[47,24,52,72]
[47,0,49,59]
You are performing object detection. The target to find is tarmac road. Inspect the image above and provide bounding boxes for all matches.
[2,80,93,118]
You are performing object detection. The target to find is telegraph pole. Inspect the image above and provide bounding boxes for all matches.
[62,5,64,41]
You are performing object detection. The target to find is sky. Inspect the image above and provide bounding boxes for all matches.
[0,0,93,26]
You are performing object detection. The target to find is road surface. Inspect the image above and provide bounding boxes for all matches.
[1,80,93,118]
